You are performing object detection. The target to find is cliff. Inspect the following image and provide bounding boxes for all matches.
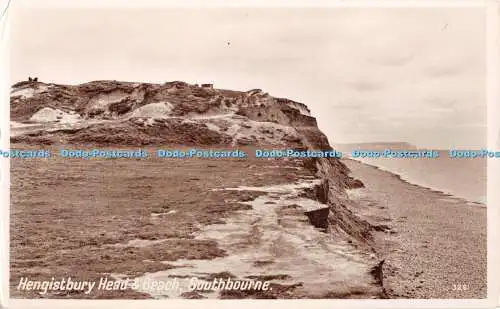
[11,80,309,146]
[11,79,371,234]
[10,79,384,298]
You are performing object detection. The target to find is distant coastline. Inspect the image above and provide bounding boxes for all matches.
[336,143,487,205]
[343,157,486,207]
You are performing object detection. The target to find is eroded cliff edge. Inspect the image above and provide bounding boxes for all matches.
[10,80,385,298]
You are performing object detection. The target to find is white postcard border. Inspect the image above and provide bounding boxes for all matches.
[0,0,498,308]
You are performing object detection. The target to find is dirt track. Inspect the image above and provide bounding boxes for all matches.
[10,144,381,299]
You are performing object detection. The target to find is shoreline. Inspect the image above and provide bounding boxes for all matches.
[343,159,487,298]
[342,157,486,207]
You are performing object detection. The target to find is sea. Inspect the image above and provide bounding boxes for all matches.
[334,143,487,205]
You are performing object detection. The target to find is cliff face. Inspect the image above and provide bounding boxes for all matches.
[10,80,383,298]
[11,80,308,146]
[11,79,371,237]
[12,79,373,239]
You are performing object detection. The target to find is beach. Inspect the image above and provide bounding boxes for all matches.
[343,158,487,298]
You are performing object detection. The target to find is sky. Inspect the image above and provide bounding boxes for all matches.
[9,6,488,148]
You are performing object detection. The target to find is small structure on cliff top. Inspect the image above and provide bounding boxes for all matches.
[201,83,213,88]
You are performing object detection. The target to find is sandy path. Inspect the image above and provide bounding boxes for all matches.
[129,179,381,299]
[343,159,487,299]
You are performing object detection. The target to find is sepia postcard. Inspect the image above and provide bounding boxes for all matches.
[0,0,499,308]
